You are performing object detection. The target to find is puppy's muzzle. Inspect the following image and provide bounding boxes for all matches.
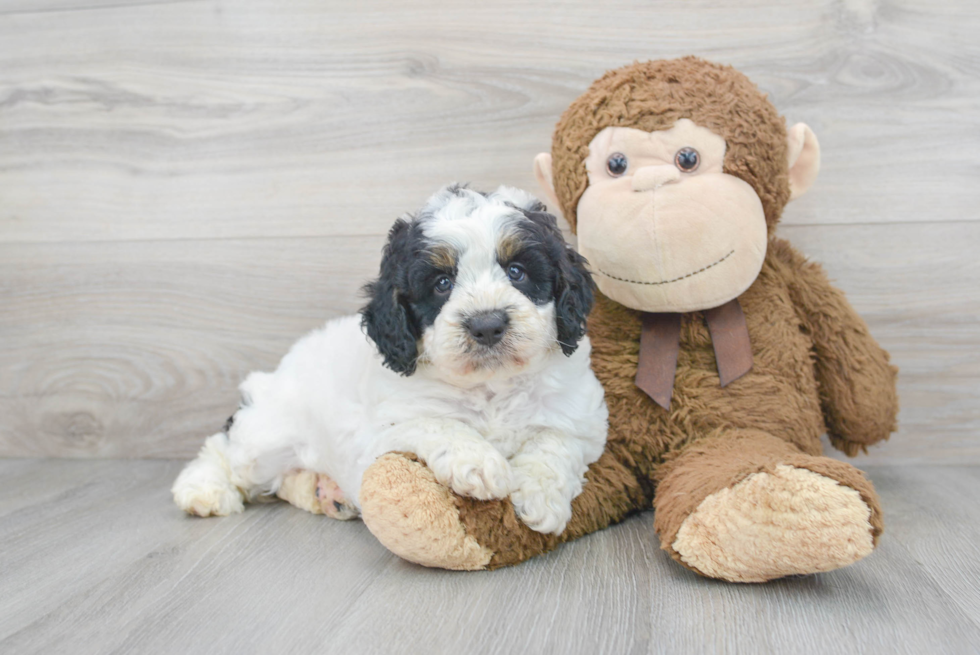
[464,310,509,347]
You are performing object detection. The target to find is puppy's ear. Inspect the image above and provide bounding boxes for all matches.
[360,219,419,375]
[554,244,595,356]
[525,211,596,356]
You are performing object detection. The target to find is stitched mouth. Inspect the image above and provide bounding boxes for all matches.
[595,249,735,286]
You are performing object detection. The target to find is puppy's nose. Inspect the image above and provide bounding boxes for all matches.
[465,310,509,347]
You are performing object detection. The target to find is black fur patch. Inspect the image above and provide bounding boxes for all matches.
[360,217,457,375]
[502,210,595,356]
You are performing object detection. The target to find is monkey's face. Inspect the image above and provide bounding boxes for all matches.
[575,119,768,314]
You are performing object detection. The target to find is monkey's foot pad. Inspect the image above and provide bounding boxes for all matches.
[359,453,492,570]
[277,470,358,520]
[672,464,875,583]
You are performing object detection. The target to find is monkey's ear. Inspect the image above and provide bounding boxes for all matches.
[533,153,563,214]
[787,123,821,201]
[360,220,419,375]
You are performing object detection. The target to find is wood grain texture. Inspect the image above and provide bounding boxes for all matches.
[1,0,978,461]
[1,0,979,243]
[0,236,381,457]
[2,222,976,461]
[1,459,979,655]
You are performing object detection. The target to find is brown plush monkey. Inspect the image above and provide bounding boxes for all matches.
[354,57,899,582]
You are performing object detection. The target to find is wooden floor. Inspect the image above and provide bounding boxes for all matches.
[1,459,978,655]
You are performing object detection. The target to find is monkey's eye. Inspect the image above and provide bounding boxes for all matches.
[506,264,526,283]
[434,275,454,295]
[674,147,700,172]
[606,152,628,177]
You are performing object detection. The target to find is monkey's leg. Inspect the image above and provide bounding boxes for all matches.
[653,430,882,583]
[358,450,647,570]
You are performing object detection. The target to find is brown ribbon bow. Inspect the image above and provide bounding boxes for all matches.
[634,298,753,410]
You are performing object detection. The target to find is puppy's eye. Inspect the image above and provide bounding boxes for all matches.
[606,152,628,177]
[674,147,700,172]
[507,264,526,283]
[434,275,453,295]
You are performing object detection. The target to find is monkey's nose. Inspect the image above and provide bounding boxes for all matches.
[632,165,680,192]
[464,310,509,347]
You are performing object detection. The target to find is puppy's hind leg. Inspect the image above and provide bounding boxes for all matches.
[277,470,359,520]
[172,432,245,517]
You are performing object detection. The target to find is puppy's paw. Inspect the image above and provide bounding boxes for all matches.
[315,474,359,520]
[428,447,512,501]
[172,474,244,517]
[173,434,245,517]
[512,482,573,535]
[277,470,358,520]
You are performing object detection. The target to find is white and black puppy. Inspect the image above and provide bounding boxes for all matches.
[172,184,608,535]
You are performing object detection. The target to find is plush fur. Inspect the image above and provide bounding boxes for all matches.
[356,58,899,582]
[550,57,791,233]
[172,184,607,537]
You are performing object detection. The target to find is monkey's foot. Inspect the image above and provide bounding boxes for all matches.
[278,470,358,520]
[671,464,875,583]
[359,453,493,570]
[654,431,883,583]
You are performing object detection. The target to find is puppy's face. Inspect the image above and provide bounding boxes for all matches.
[362,185,595,383]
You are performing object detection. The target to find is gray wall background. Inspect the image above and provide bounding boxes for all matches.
[1,0,977,463]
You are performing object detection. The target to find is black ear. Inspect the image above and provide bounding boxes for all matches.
[525,210,596,356]
[360,219,420,375]
[554,243,595,356]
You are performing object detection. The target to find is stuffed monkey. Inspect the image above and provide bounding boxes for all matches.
[348,57,898,582]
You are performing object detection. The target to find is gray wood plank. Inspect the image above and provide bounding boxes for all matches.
[870,465,980,624]
[1,459,979,654]
[1,0,978,244]
[2,221,977,462]
[0,235,380,458]
[0,0,194,17]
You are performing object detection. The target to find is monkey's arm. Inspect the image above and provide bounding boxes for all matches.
[769,238,898,455]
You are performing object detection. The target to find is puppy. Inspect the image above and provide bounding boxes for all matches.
[172,184,608,535]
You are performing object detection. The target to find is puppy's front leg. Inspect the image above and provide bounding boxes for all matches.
[510,429,588,535]
[376,418,512,501]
